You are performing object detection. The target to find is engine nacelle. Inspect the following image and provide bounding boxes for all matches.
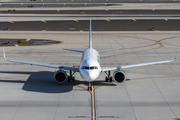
[54,70,67,83]
[113,70,126,83]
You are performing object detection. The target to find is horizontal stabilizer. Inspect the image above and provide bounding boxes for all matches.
[98,48,119,53]
[63,48,83,53]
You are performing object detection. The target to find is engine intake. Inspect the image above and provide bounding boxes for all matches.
[113,70,126,83]
[54,70,67,83]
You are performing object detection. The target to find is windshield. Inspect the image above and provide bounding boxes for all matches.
[81,66,98,70]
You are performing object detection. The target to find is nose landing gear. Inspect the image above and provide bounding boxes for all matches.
[88,82,92,91]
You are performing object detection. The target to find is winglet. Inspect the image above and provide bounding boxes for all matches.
[3,48,8,61]
[174,48,178,60]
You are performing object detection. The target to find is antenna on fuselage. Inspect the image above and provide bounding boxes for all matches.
[89,19,92,48]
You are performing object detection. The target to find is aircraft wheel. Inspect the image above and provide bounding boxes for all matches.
[105,76,113,82]
[105,77,108,82]
[88,86,92,91]
[68,76,75,82]
[72,77,75,82]
[68,76,71,82]
[110,77,113,82]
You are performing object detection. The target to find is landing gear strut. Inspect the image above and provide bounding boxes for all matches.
[104,71,112,82]
[88,82,92,91]
[68,70,75,82]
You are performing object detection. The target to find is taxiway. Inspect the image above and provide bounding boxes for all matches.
[0,1,180,120]
[0,31,180,120]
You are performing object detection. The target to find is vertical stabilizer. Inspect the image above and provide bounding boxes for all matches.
[89,19,92,48]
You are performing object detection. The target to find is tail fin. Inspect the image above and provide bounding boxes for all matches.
[89,19,92,48]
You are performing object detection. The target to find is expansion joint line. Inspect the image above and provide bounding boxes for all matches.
[152,49,178,118]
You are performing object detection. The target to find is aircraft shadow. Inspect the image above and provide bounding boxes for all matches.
[0,71,117,93]
[0,71,74,93]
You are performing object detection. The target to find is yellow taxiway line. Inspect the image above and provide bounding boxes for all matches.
[9,21,14,23]
[26,39,31,41]
[106,19,110,22]
[14,44,19,47]
[74,20,79,22]
[75,81,117,119]
[41,20,47,23]
[91,82,95,120]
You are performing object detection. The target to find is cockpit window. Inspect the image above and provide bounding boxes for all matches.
[90,67,94,70]
[81,66,98,70]
[85,67,89,70]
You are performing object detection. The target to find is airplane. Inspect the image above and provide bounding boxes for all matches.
[3,20,177,90]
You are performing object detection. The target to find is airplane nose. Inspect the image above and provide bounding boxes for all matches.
[80,70,99,81]
[88,72,98,80]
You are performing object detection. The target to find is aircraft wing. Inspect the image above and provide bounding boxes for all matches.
[3,48,79,72]
[101,50,177,72]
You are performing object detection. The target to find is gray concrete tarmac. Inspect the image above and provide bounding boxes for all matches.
[1,1,180,120]
[0,3,114,8]
[0,31,180,120]
[2,10,180,15]
[0,38,62,46]
[1,0,180,3]
[1,20,180,31]
[1,3,180,10]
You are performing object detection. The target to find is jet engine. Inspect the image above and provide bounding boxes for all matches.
[113,70,126,83]
[54,70,67,83]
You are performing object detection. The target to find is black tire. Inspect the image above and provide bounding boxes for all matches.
[88,87,92,91]
[72,77,75,82]
[68,76,71,82]
[105,77,108,82]
[110,77,113,82]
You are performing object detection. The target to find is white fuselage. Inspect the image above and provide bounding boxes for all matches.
[79,48,101,81]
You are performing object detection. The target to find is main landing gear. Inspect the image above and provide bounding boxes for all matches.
[68,70,75,82]
[88,82,92,91]
[104,71,113,82]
